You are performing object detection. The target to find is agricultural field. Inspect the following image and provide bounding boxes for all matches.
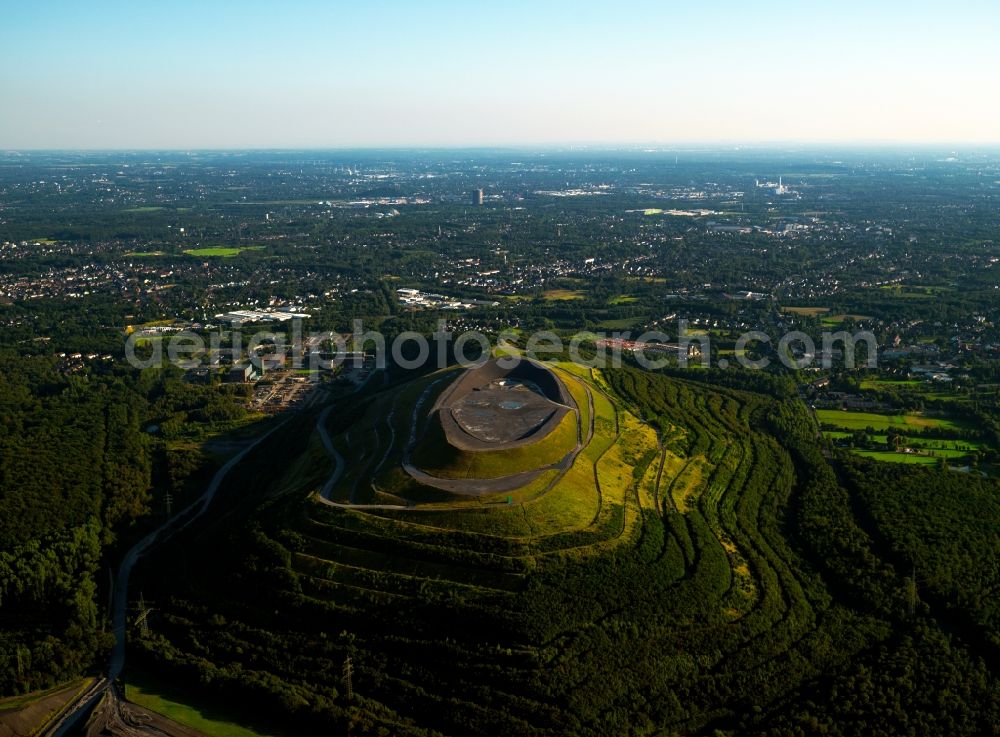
[853,450,942,465]
[595,316,644,329]
[541,288,585,301]
[859,379,922,390]
[826,431,978,453]
[816,408,964,432]
[781,306,831,316]
[818,409,979,466]
[878,284,952,298]
[820,313,872,327]
[183,246,265,257]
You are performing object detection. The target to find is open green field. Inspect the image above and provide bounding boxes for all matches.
[625,275,668,284]
[126,677,285,737]
[781,306,830,316]
[860,379,921,390]
[125,250,167,257]
[817,409,964,432]
[542,288,586,301]
[820,313,872,327]
[183,246,265,257]
[879,284,951,298]
[230,199,325,206]
[607,294,638,305]
[826,431,978,452]
[123,206,166,213]
[596,316,644,330]
[853,450,942,466]
[821,408,977,467]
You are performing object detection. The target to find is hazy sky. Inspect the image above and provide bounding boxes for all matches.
[2,0,998,148]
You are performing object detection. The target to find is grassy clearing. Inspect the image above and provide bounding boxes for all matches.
[597,317,644,330]
[553,368,591,437]
[125,250,167,257]
[426,375,618,539]
[821,409,977,467]
[879,284,951,298]
[781,306,830,316]
[231,199,325,206]
[123,206,165,213]
[853,451,942,466]
[521,388,618,536]
[672,458,708,513]
[826,431,978,451]
[542,289,585,301]
[860,379,921,389]
[626,275,668,284]
[412,407,579,479]
[817,409,964,432]
[608,294,639,305]
[183,246,265,257]
[597,410,659,536]
[125,677,286,737]
[821,313,872,327]
[552,361,593,381]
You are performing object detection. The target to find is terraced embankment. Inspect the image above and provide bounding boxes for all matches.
[130,365,954,735]
[136,356,991,737]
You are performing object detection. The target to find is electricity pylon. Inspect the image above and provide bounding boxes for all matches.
[134,593,154,638]
[343,656,354,701]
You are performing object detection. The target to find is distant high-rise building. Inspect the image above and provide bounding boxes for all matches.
[472,188,484,205]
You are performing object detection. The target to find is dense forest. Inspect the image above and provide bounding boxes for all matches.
[0,354,255,693]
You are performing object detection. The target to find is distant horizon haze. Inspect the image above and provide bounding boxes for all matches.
[3,0,999,149]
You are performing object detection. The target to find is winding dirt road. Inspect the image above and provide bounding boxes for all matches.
[44,419,288,737]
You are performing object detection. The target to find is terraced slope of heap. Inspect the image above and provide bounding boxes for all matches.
[133,367,1000,737]
[322,358,596,508]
